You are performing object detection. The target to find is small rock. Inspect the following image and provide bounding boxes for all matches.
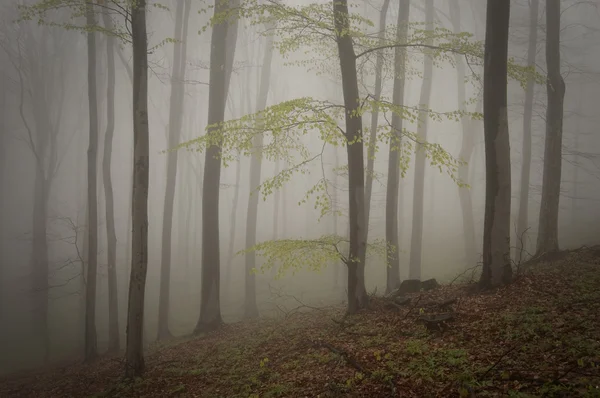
[398,279,421,294]
[421,278,440,291]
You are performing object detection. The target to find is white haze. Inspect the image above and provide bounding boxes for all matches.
[0,0,599,375]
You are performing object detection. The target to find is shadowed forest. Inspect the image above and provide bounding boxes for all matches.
[0,0,599,396]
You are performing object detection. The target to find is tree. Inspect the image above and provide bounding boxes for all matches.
[244,23,275,319]
[7,12,73,363]
[385,0,409,293]
[408,0,434,281]
[449,0,479,268]
[363,0,390,248]
[158,0,191,341]
[333,0,369,313]
[515,0,539,263]
[536,0,565,255]
[125,0,150,378]
[84,0,99,363]
[100,0,120,353]
[195,0,239,333]
[479,0,512,289]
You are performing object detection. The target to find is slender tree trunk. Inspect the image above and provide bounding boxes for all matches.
[479,0,512,289]
[31,167,50,362]
[332,145,340,290]
[515,0,539,263]
[0,93,5,336]
[84,0,99,363]
[158,0,191,341]
[101,6,120,353]
[125,0,149,378]
[385,0,410,293]
[224,157,241,293]
[196,0,238,333]
[245,27,275,319]
[536,0,565,255]
[364,0,391,239]
[449,0,478,267]
[408,0,433,280]
[272,159,280,241]
[333,0,368,314]
[571,88,583,230]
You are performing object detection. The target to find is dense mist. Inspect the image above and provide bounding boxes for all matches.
[0,0,599,385]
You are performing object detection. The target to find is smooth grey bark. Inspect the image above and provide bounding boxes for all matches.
[332,145,340,290]
[272,159,280,241]
[333,0,368,314]
[449,0,478,267]
[224,157,241,293]
[363,0,390,244]
[245,27,275,319]
[195,0,238,333]
[536,0,565,255]
[125,0,149,378]
[479,0,512,289]
[100,6,120,353]
[158,0,191,341]
[385,0,409,293]
[515,0,538,263]
[408,0,433,280]
[84,0,99,363]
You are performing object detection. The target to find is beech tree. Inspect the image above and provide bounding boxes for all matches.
[479,0,512,289]
[99,0,120,354]
[244,22,275,319]
[449,0,479,268]
[385,0,409,293]
[195,0,239,333]
[515,0,539,263]
[536,0,566,255]
[84,0,99,363]
[408,0,434,281]
[158,0,191,341]
[125,0,150,377]
[363,0,390,247]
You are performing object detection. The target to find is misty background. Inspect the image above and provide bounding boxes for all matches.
[0,0,599,376]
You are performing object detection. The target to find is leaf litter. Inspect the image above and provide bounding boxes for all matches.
[1,246,599,397]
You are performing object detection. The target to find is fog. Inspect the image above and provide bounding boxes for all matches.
[0,0,599,377]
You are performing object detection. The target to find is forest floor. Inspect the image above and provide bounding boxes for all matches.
[1,246,600,398]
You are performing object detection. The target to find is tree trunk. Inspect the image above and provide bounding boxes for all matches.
[333,0,368,314]
[449,0,478,267]
[408,0,433,281]
[101,6,120,353]
[125,0,149,378]
[479,0,512,289]
[31,167,50,362]
[364,0,391,241]
[385,0,410,293]
[515,0,538,263]
[158,0,191,341]
[536,0,565,255]
[272,159,280,241]
[332,145,340,290]
[84,0,99,363]
[195,0,238,333]
[245,27,275,319]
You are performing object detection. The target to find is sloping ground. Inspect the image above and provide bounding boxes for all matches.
[1,247,600,398]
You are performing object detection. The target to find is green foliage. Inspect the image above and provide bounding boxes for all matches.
[237,234,390,277]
